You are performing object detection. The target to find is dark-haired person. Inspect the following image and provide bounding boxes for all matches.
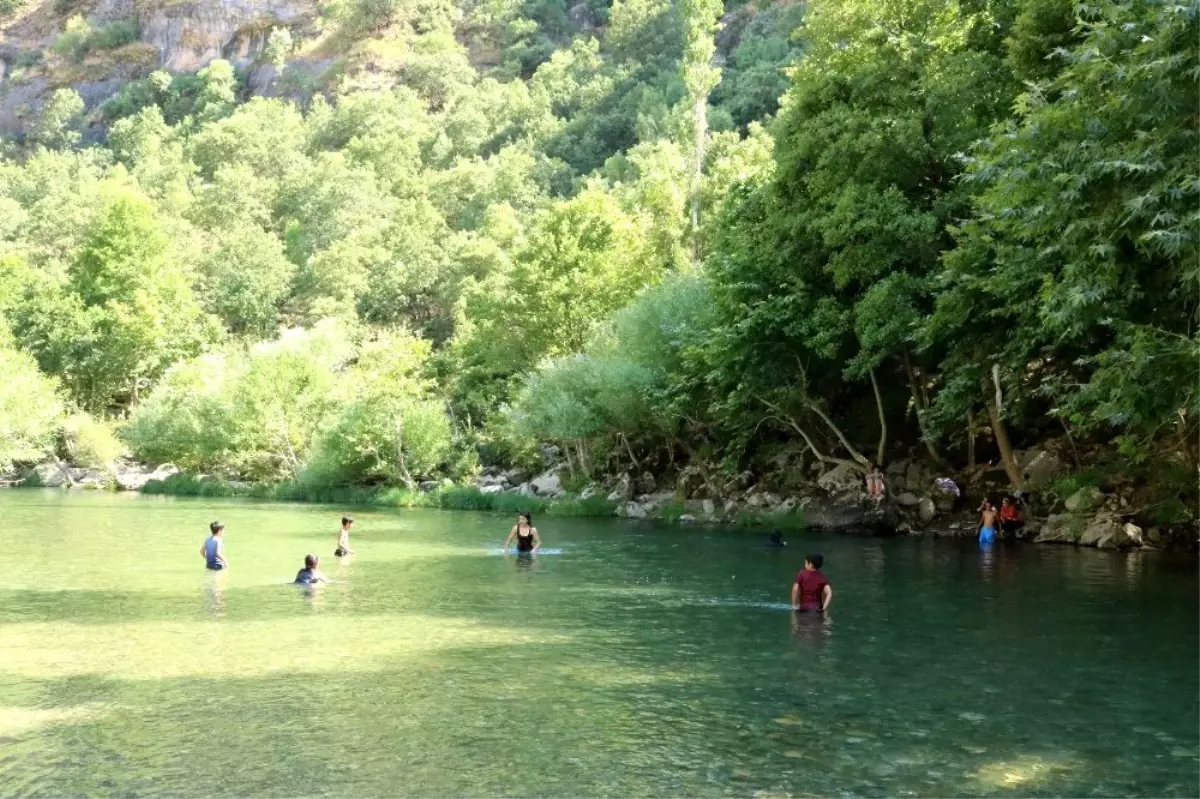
[201,521,228,570]
[294,554,328,584]
[791,553,832,612]
[503,512,541,554]
[335,516,355,557]
[764,531,788,548]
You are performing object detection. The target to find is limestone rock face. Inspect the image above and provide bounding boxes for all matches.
[140,0,317,72]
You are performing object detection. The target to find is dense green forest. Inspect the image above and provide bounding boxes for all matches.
[0,0,1195,520]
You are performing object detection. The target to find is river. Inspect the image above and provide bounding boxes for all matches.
[0,490,1195,797]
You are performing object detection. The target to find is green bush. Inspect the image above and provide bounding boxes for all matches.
[0,0,26,16]
[62,413,123,469]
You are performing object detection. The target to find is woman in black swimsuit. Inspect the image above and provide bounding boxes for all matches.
[502,512,541,554]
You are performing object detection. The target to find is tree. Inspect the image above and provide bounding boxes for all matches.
[929,0,1200,471]
[0,329,64,470]
[677,0,722,260]
[32,88,85,149]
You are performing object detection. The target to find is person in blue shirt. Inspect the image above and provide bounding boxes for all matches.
[294,554,328,584]
[201,521,228,570]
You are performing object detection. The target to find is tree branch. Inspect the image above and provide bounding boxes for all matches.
[806,401,871,469]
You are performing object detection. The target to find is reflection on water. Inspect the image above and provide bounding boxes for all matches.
[0,491,1195,798]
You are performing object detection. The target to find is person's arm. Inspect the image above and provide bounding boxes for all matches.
[502,526,517,552]
[790,581,800,609]
[821,583,833,611]
[216,540,228,566]
[200,542,207,559]
[531,528,541,553]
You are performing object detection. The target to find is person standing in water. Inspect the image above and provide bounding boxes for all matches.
[503,512,541,554]
[978,501,999,545]
[791,553,832,612]
[201,521,228,571]
[335,516,355,557]
[294,554,328,584]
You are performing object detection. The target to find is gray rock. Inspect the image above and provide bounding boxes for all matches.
[517,482,536,497]
[538,443,561,466]
[635,471,657,495]
[1065,486,1104,512]
[701,499,716,516]
[677,466,709,499]
[72,470,107,486]
[904,461,933,493]
[894,492,921,507]
[530,471,563,497]
[29,462,69,487]
[418,480,439,492]
[1035,513,1083,544]
[1021,449,1065,487]
[677,514,697,524]
[760,492,782,508]
[480,484,503,495]
[1079,512,1143,549]
[625,501,648,519]
[917,497,936,524]
[746,492,766,508]
[475,474,506,489]
[579,485,598,500]
[606,473,633,503]
[817,462,862,495]
[722,470,755,495]
[778,496,799,513]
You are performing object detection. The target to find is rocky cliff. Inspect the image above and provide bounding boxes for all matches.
[0,0,318,135]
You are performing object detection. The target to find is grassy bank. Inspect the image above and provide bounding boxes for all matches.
[139,473,805,529]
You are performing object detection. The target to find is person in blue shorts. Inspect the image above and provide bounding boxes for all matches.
[977,501,999,545]
[201,521,228,570]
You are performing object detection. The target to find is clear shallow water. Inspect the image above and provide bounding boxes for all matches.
[0,491,1196,798]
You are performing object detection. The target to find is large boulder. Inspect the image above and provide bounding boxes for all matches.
[816,462,862,495]
[538,443,562,466]
[1065,486,1105,513]
[1079,512,1143,549]
[1035,513,1083,544]
[475,473,507,489]
[607,473,633,502]
[635,471,657,495]
[480,484,504,495]
[676,466,709,499]
[894,492,921,507]
[917,497,937,524]
[530,470,563,497]
[904,461,935,493]
[624,501,649,519]
[579,485,599,500]
[28,462,70,487]
[1020,449,1066,488]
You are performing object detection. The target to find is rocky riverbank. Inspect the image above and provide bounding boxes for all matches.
[5,442,1195,553]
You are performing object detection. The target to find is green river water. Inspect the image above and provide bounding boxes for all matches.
[0,490,1196,798]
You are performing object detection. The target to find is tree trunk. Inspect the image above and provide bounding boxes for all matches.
[689,93,707,263]
[902,350,942,463]
[806,401,871,469]
[869,367,887,466]
[620,433,640,470]
[987,402,1025,490]
[562,442,575,478]
[967,409,976,471]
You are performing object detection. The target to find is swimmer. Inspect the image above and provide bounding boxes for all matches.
[294,554,328,584]
[764,532,788,548]
[335,515,355,556]
[502,512,541,554]
[791,553,832,612]
[201,521,228,571]
[978,501,999,545]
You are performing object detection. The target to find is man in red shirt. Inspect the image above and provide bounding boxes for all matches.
[791,553,833,612]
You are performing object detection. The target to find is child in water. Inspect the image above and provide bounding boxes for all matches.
[791,553,833,612]
[294,554,328,584]
[335,516,355,557]
[978,501,999,545]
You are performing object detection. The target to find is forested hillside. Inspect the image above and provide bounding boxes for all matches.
[0,0,1195,534]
